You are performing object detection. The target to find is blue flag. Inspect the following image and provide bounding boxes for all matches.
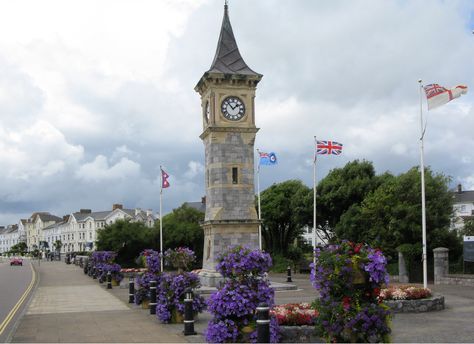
[259,151,277,166]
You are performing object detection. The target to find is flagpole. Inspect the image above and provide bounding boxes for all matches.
[418,80,428,289]
[313,136,317,265]
[159,166,164,272]
[256,149,262,251]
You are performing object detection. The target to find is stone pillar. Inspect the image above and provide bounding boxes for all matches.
[398,251,409,283]
[433,247,449,285]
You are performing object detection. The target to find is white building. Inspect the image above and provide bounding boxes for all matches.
[452,184,474,231]
[41,204,156,253]
[0,225,20,253]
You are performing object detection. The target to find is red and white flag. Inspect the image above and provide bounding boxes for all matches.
[161,169,170,189]
[423,84,468,110]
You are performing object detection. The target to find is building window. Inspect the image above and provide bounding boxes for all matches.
[232,167,238,184]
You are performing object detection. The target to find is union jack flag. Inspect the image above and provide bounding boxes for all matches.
[316,140,343,155]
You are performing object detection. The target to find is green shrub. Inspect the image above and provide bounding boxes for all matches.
[271,254,291,273]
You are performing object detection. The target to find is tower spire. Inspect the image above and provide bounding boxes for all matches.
[206,2,260,77]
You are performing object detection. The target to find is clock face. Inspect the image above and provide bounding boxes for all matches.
[205,100,210,122]
[221,96,245,121]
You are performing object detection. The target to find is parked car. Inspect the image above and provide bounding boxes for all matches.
[10,257,23,266]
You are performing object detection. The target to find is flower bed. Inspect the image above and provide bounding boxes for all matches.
[271,303,319,326]
[380,285,444,313]
[379,285,431,300]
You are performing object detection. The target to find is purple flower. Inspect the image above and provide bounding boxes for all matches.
[206,246,279,343]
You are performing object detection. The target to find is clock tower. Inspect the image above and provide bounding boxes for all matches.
[195,3,262,286]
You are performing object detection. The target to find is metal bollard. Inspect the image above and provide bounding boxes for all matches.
[286,265,292,282]
[83,261,88,274]
[92,266,97,279]
[107,271,112,289]
[128,277,135,304]
[256,302,270,343]
[183,288,197,336]
[149,280,157,315]
[99,269,104,284]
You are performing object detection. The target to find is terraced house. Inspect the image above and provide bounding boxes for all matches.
[41,204,156,253]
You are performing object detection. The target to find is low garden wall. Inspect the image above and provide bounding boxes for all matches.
[279,326,322,343]
[437,274,474,287]
[384,294,444,313]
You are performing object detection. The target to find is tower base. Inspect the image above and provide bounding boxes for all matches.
[200,219,259,287]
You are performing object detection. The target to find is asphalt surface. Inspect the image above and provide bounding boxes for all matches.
[0,257,35,343]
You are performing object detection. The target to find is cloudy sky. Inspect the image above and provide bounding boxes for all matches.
[1,0,473,225]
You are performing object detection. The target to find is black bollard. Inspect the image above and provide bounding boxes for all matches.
[83,261,88,274]
[149,280,157,315]
[92,266,97,279]
[286,265,292,283]
[107,271,112,289]
[183,288,197,336]
[128,277,135,304]
[256,303,270,343]
[99,269,104,284]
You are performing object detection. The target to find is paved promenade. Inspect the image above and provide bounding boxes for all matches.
[10,261,183,343]
[10,261,474,343]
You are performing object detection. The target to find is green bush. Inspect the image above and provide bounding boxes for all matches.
[270,254,291,273]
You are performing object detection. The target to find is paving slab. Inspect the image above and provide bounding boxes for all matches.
[11,261,184,343]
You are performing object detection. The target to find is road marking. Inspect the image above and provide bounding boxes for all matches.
[0,261,36,335]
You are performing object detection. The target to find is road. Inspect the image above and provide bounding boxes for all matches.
[0,257,36,343]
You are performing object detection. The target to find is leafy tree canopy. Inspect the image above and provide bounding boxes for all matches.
[10,241,27,254]
[159,204,204,266]
[260,179,312,255]
[336,166,458,258]
[96,220,157,266]
[317,160,390,230]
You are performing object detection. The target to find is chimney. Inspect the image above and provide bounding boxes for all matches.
[113,204,123,211]
[80,209,92,214]
[201,196,206,204]
[457,184,462,193]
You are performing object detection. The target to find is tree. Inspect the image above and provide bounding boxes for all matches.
[317,160,390,232]
[53,240,63,259]
[96,220,156,266]
[459,219,474,237]
[336,166,458,259]
[260,180,312,255]
[10,242,27,254]
[160,204,204,266]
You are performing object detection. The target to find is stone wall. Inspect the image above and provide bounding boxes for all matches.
[279,326,323,343]
[384,294,445,313]
[437,274,474,286]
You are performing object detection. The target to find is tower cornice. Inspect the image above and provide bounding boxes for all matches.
[199,126,259,140]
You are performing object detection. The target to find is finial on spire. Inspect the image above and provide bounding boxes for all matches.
[224,0,228,13]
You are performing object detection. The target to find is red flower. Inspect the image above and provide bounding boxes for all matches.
[354,243,362,253]
[373,288,381,297]
[342,296,351,311]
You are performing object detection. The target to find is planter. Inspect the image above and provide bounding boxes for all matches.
[170,308,184,323]
[141,300,150,309]
[279,326,323,343]
[383,294,444,313]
